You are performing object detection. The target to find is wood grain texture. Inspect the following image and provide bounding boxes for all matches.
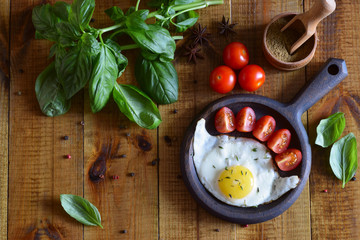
[83,1,158,239]
[229,0,311,239]
[8,0,84,239]
[0,0,10,239]
[306,0,360,239]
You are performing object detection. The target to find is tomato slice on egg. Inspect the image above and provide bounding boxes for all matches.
[267,129,291,154]
[275,149,302,171]
[235,107,256,132]
[215,107,236,133]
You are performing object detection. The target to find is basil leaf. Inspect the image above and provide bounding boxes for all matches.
[60,194,103,228]
[54,44,68,76]
[35,62,71,117]
[69,0,95,32]
[56,21,81,47]
[52,1,71,21]
[329,133,358,188]
[104,6,125,23]
[125,6,136,16]
[89,44,118,113]
[175,10,199,32]
[59,33,99,99]
[32,4,60,41]
[125,24,175,62]
[315,112,346,148]
[105,39,128,77]
[135,56,178,104]
[113,83,162,129]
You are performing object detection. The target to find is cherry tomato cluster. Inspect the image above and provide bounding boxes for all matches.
[210,42,265,94]
[214,106,302,171]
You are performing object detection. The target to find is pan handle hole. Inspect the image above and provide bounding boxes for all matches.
[328,64,339,75]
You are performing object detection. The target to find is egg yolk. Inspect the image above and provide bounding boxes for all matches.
[218,166,254,199]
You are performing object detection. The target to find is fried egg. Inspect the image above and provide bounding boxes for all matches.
[193,118,300,207]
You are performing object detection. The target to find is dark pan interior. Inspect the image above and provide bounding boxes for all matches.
[180,95,310,224]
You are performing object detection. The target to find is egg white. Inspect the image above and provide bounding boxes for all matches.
[193,118,300,207]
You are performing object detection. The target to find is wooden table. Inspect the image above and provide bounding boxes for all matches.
[1,0,359,239]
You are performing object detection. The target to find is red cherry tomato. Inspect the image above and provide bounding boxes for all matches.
[238,65,265,92]
[235,107,256,132]
[215,107,236,133]
[223,42,249,70]
[252,115,276,142]
[209,66,236,94]
[275,149,302,171]
[267,129,291,154]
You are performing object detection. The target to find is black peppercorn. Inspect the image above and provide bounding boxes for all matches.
[63,136,69,140]
[129,172,135,177]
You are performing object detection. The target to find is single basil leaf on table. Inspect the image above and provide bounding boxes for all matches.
[52,1,71,21]
[59,33,99,99]
[104,6,125,23]
[69,0,95,32]
[89,44,118,113]
[105,39,128,77]
[125,24,175,62]
[113,83,162,129]
[175,10,199,32]
[60,194,103,228]
[315,112,346,148]
[330,133,358,188]
[35,62,71,117]
[135,56,178,104]
[32,4,60,41]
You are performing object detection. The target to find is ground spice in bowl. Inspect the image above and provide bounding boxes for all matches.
[266,16,315,62]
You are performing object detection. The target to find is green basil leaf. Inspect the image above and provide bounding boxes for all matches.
[35,62,71,117]
[52,1,71,21]
[35,31,46,39]
[315,112,346,148]
[175,10,199,32]
[125,24,175,62]
[147,0,166,7]
[125,6,136,16]
[105,39,128,77]
[56,21,81,47]
[60,194,103,228]
[104,6,125,23]
[329,133,358,188]
[89,44,118,113]
[54,44,68,76]
[32,4,60,41]
[69,0,95,32]
[135,56,178,104]
[59,33,99,99]
[113,83,162,129]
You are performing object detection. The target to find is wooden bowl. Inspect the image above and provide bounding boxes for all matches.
[262,13,318,71]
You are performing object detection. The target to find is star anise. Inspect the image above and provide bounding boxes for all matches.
[218,16,237,36]
[190,24,210,46]
[183,44,204,64]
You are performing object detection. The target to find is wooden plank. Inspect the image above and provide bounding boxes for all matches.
[0,0,10,238]
[158,1,237,239]
[306,0,360,239]
[230,0,311,239]
[8,0,84,239]
[83,1,158,239]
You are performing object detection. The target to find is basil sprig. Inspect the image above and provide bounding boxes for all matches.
[315,112,346,148]
[330,133,358,188]
[60,194,103,228]
[32,0,223,129]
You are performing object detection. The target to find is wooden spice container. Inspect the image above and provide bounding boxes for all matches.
[263,13,318,71]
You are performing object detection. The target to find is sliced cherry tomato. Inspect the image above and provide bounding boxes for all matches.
[252,115,276,142]
[235,107,256,132]
[267,129,291,154]
[215,107,236,133]
[209,66,236,94]
[223,42,249,70]
[275,149,302,171]
[238,64,265,92]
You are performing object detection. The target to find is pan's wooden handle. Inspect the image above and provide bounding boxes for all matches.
[286,58,348,116]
